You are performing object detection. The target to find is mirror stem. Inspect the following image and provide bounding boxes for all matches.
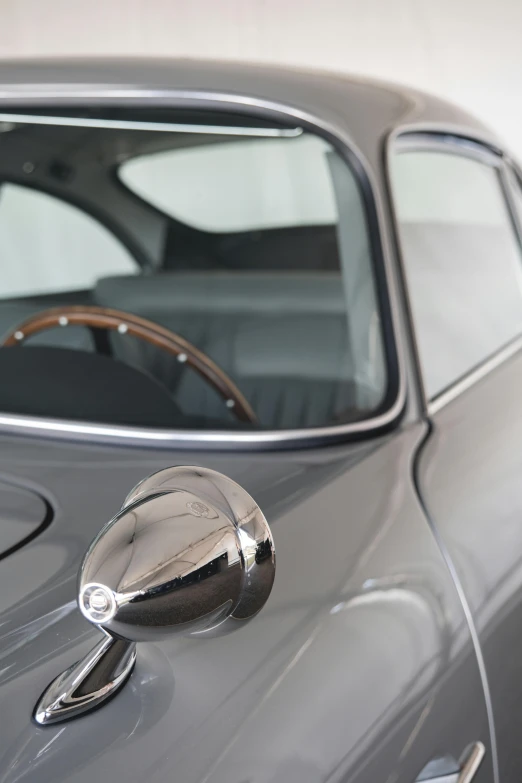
[34,634,136,726]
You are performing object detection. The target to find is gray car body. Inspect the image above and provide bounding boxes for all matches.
[0,59,516,783]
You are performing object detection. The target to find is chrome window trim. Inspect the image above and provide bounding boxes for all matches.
[427,333,522,416]
[392,132,503,165]
[386,127,522,419]
[502,161,522,247]
[0,86,406,450]
[0,111,303,136]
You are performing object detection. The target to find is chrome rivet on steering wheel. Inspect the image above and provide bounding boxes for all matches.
[34,466,275,726]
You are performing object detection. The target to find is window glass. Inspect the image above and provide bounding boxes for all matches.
[119,134,337,232]
[0,184,136,300]
[391,147,522,398]
[0,118,387,433]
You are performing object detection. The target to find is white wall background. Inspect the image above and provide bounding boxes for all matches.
[0,0,521,154]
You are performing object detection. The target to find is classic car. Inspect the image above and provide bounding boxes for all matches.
[0,57,521,783]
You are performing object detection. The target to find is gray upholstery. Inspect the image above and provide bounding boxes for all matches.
[94,272,354,428]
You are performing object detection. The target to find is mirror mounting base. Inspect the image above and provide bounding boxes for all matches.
[33,634,136,726]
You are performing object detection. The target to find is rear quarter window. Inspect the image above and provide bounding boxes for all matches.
[119,134,337,232]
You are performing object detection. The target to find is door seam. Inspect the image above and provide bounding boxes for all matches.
[412,421,499,783]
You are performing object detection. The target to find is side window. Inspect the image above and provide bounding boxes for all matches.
[0,116,390,433]
[0,183,136,300]
[390,145,522,398]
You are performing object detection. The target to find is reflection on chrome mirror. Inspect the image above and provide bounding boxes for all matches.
[34,466,275,725]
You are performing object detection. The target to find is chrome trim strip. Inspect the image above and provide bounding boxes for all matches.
[428,333,522,416]
[498,161,522,256]
[393,132,502,166]
[0,86,407,450]
[0,403,400,450]
[0,111,303,136]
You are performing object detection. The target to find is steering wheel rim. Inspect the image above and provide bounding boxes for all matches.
[1,305,257,425]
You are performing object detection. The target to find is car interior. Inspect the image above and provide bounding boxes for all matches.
[0,109,386,431]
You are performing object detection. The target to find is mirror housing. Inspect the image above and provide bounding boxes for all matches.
[34,466,275,725]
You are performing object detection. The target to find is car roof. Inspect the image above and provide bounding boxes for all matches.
[0,57,499,154]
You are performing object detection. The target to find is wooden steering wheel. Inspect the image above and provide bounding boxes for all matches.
[2,305,257,424]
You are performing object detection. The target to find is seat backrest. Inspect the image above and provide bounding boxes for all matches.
[94,272,354,428]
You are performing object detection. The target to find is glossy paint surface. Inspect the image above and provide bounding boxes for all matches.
[0,481,48,557]
[0,428,492,782]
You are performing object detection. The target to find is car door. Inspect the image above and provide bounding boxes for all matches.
[390,133,522,783]
[0,430,494,783]
[0,104,494,783]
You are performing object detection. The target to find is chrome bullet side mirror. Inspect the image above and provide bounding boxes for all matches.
[34,466,275,725]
